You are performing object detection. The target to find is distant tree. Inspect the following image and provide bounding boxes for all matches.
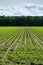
[0,16,43,26]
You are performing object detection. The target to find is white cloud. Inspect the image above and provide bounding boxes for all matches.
[0,6,22,16]
[25,3,43,16]
[0,3,43,16]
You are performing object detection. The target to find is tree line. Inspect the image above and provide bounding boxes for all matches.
[0,16,43,26]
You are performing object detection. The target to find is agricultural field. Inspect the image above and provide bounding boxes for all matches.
[0,27,43,65]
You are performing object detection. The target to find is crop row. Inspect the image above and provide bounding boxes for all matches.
[0,28,43,65]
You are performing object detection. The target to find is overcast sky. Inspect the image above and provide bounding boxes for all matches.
[0,0,43,16]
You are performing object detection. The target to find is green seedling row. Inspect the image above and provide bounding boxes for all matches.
[0,27,43,65]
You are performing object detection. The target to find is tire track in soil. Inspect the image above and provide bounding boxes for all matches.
[26,30,30,48]
[32,33,43,50]
[10,32,23,50]
[15,31,24,49]
[29,32,36,46]
[13,33,23,50]
[21,31,25,48]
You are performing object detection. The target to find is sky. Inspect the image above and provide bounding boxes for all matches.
[0,0,43,16]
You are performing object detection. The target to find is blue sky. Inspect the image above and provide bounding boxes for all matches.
[0,0,43,16]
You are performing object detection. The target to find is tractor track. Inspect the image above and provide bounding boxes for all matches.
[29,32,36,46]
[26,31,30,48]
[10,33,23,50]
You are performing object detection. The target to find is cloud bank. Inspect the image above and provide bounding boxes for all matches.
[0,6,22,16]
[0,3,43,16]
[25,3,43,16]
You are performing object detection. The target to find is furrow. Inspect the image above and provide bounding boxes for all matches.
[0,32,12,42]
[3,33,21,58]
[0,32,18,46]
[32,33,43,50]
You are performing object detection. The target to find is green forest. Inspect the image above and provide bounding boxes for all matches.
[0,16,43,26]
